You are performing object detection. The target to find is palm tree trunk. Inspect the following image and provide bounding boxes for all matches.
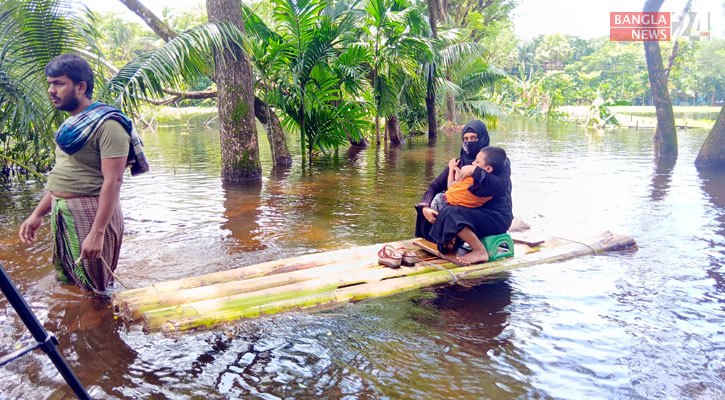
[118,0,176,42]
[643,0,677,159]
[695,105,725,169]
[373,65,381,146]
[348,135,369,147]
[436,0,447,21]
[384,117,388,144]
[386,115,403,146]
[427,0,438,37]
[375,116,381,146]
[207,0,261,182]
[299,105,306,166]
[446,93,456,122]
[426,85,438,142]
[426,0,439,142]
[254,96,292,167]
[121,0,291,172]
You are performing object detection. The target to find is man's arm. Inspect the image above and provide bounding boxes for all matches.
[18,191,52,244]
[80,156,126,260]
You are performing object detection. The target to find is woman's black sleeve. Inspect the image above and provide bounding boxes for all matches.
[417,167,450,208]
[469,159,511,197]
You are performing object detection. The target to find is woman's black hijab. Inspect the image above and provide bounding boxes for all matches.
[459,120,490,166]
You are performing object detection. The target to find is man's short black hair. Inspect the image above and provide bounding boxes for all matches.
[44,53,94,99]
[479,146,507,173]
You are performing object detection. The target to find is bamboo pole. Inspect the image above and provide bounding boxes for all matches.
[150,232,636,333]
[112,240,411,305]
[118,256,385,321]
[142,257,451,330]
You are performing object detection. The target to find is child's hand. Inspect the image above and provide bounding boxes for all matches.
[455,165,476,182]
[448,158,459,170]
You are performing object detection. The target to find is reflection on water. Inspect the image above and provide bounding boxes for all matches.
[222,182,264,252]
[698,169,725,300]
[650,158,677,202]
[1,118,724,399]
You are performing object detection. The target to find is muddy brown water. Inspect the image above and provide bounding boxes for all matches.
[1,117,724,399]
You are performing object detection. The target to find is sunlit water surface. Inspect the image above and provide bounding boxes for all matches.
[1,117,724,399]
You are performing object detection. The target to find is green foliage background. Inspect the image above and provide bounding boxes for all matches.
[1,0,723,179]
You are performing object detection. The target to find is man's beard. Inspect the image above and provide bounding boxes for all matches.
[54,94,80,112]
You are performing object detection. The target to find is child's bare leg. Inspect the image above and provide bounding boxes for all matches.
[456,226,489,265]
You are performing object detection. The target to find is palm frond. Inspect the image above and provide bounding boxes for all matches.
[105,21,244,114]
[306,66,340,106]
[375,74,398,117]
[272,0,324,54]
[322,0,365,20]
[332,44,371,95]
[305,100,370,153]
[299,35,337,81]
[458,99,505,119]
[438,41,485,71]
[11,0,86,76]
[0,65,51,139]
[241,3,282,43]
[436,78,462,98]
[459,67,507,94]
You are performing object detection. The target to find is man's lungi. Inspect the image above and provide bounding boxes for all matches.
[51,196,123,293]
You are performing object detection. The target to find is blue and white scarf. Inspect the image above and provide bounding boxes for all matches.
[54,102,149,176]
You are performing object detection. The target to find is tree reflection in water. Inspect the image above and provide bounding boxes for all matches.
[698,168,725,294]
[221,182,263,252]
[650,157,676,201]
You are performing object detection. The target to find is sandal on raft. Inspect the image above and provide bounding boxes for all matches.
[398,248,418,266]
[378,245,402,268]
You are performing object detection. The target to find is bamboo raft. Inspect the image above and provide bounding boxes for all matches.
[112,231,636,334]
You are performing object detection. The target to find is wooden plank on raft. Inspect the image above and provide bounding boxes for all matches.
[112,231,637,334]
[413,238,468,266]
[413,237,540,263]
[510,232,547,247]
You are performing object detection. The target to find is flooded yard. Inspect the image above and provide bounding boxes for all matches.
[1,117,723,399]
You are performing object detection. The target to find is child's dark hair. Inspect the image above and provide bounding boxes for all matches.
[44,53,94,99]
[479,146,507,173]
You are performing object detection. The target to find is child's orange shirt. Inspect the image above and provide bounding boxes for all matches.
[444,177,492,208]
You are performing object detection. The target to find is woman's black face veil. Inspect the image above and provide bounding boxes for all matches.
[459,120,490,166]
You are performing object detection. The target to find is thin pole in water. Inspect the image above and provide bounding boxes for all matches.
[0,263,91,400]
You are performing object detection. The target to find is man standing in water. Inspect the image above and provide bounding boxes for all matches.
[18,53,148,294]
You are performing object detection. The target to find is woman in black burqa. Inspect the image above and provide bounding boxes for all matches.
[414,120,513,265]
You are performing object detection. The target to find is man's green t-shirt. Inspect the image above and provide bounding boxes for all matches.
[46,119,130,195]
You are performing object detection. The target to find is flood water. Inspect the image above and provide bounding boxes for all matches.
[1,117,724,399]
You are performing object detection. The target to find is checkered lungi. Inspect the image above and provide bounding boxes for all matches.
[51,196,123,293]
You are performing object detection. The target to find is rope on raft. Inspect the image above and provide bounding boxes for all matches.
[550,236,599,255]
[417,259,459,284]
[74,256,129,290]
